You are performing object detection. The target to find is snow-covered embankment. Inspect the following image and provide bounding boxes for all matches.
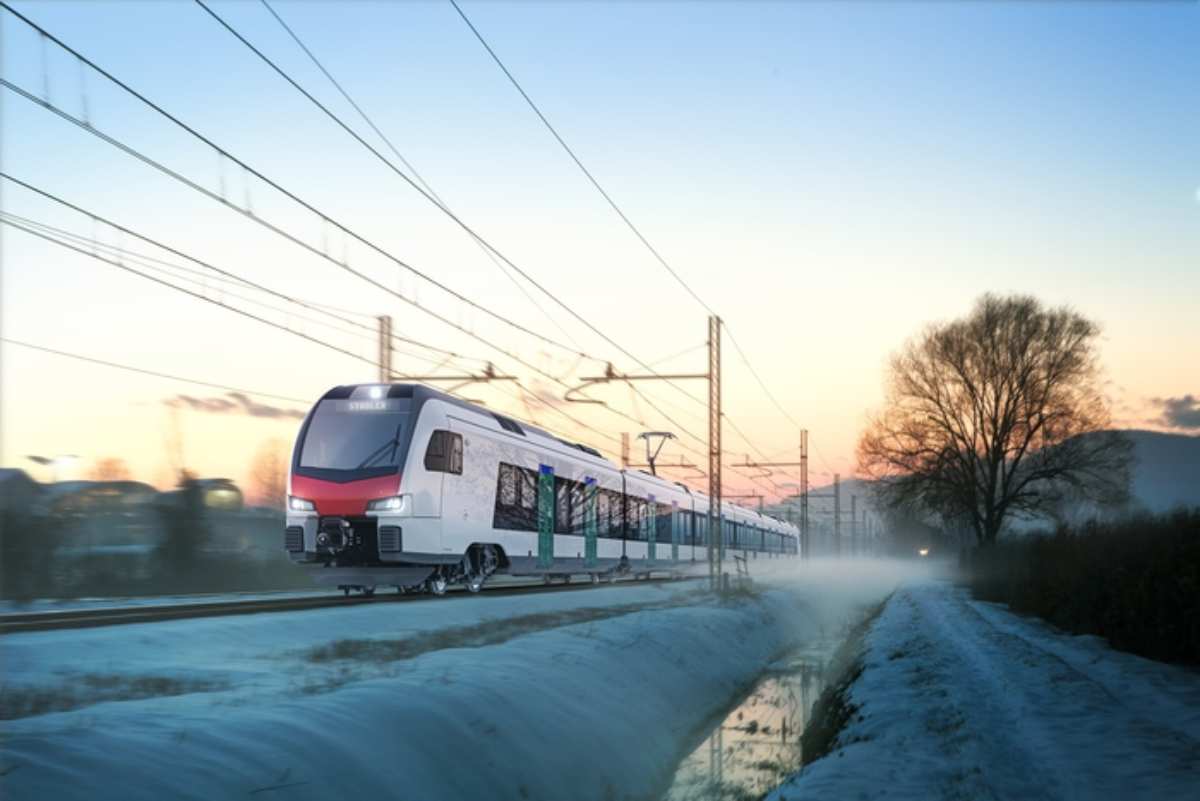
[770,581,1200,801]
[2,581,821,801]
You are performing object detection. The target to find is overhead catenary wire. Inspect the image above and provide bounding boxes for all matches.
[4,3,727,465]
[5,76,726,472]
[190,0,736,409]
[0,173,473,365]
[0,2,589,371]
[0,77,575,391]
[1,337,313,405]
[3,218,385,371]
[256,0,586,354]
[0,210,391,347]
[4,213,465,374]
[448,0,811,445]
[5,3,811,494]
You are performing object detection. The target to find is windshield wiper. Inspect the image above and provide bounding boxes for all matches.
[354,424,403,469]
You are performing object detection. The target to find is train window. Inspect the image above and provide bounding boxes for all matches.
[597,491,610,537]
[518,468,537,511]
[657,504,672,544]
[606,490,623,538]
[570,481,590,535]
[625,496,642,540]
[554,477,571,535]
[298,397,410,472]
[424,430,463,475]
[498,463,517,506]
[492,462,537,531]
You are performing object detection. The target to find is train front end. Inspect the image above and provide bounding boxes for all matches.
[283,384,434,590]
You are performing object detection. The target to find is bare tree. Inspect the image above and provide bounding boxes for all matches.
[858,294,1131,546]
[87,457,132,482]
[249,438,288,509]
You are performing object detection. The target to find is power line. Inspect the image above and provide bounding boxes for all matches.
[7,3,728,462]
[1,337,313,404]
[3,210,385,349]
[0,77,576,391]
[447,0,713,315]
[0,3,589,371]
[6,80,717,462]
[5,3,810,490]
[0,173,471,365]
[190,0,733,408]
[449,0,810,443]
[256,0,585,353]
[4,217,383,370]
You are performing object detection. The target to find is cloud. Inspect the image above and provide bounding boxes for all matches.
[165,392,306,421]
[1150,394,1200,430]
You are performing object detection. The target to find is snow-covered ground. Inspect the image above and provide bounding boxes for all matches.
[771,580,1200,801]
[0,561,910,801]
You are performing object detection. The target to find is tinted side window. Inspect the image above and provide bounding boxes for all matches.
[493,462,537,531]
[554,477,571,535]
[656,504,672,544]
[424,430,463,475]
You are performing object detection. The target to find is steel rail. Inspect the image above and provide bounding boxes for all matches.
[0,575,697,634]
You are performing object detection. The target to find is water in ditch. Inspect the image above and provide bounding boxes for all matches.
[661,638,838,801]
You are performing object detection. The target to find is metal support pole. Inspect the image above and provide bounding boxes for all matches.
[377,315,393,383]
[708,314,722,589]
[851,494,858,557]
[800,429,809,560]
[833,473,841,557]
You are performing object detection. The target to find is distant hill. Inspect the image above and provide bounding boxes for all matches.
[781,429,1199,524]
[1121,429,1200,513]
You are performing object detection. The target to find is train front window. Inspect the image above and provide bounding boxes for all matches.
[299,398,411,472]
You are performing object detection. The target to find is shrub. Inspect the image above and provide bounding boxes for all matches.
[964,510,1200,664]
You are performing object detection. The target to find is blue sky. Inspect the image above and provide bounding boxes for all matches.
[1,0,1197,494]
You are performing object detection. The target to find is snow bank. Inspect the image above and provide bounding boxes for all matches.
[1,583,812,801]
[769,580,1200,801]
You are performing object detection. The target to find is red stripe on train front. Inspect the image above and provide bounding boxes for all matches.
[290,473,401,516]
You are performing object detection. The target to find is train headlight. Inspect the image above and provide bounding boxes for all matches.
[288,495,316,512]
[367,494,409,513]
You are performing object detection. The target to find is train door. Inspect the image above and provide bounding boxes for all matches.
[646,493,656,562]
[670,501,681,561]
[440,420,474,548]
[536,464,555,569]
[583,477,598,569]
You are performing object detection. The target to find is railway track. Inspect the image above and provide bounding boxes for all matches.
[0,575,694,635]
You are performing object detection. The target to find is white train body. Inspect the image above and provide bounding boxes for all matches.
[284,384,798,591]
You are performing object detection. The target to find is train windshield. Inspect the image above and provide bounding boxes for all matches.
[299,397,411,472]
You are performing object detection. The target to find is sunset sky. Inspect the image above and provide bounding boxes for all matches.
[2,0,1197,501]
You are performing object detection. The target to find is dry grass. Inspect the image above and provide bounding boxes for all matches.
[799,601,886,765]
[0,673,228,720]
[306,596,694,664]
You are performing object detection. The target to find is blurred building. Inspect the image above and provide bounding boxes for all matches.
[0,468,41,514]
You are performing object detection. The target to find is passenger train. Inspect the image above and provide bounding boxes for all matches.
[285,383,800,595]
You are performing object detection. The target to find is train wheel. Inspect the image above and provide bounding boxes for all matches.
[428,575,449,596]
[463,545,497,594]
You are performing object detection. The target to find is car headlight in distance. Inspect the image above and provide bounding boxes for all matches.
[288,495,316,512]
[367,495,408,513]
